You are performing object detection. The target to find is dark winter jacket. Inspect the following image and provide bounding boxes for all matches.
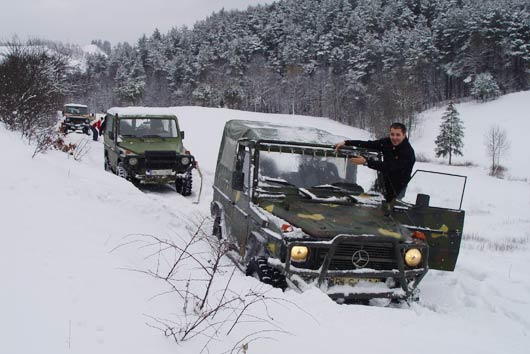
[345,137,415,201]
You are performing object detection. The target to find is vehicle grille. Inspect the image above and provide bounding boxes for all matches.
[317,241,398,271]
[145,151,178,169]
[66,117,87,124]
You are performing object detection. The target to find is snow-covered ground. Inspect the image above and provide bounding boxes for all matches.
[1,91,529,354]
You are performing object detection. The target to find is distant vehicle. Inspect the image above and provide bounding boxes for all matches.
[102,108,196,196]
[211,120,466,303]
[61,103,92,134]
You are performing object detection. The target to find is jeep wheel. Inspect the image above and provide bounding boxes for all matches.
[104,156,111,172]
[116,162,128,179]
[212,214,222,239]
[176,171,193,196]
[246,256,287,291]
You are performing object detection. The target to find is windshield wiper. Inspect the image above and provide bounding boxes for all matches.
[142,134,163,138]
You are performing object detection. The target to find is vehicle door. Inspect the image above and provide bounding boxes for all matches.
[103,114,119,168]
[392,170,467,271]
[229,143,253,256]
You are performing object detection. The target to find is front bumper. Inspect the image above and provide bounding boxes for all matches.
[274,234,429,301]
[65,122,89,131]
[122,152,195,183]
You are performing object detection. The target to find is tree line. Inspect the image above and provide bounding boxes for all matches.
[2,0,529,137]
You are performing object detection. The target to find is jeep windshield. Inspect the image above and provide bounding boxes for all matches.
[118,118,179,138]
[256,142,374,198]
[64,106,88,115]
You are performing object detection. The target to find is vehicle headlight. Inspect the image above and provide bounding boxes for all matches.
[404,248,422,267]
[181,156,190,165]
[291,246,309,262]
[128,157,138,166]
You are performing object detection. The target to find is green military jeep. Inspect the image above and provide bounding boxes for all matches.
[211,120,466,302]
[103,108,195,196]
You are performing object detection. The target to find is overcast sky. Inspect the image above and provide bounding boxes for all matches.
[0,0,276,45]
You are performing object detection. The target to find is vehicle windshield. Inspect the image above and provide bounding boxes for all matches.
[65,106,88,115]
[258,150,359,189]
[118,118,179,138]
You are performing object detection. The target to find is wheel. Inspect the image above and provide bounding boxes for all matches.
[82,126,90,135]
[212,213,222,239]
[176,171,192,196]
[246,256,287,291]
[116,162,128,179]
[104,156,111,172]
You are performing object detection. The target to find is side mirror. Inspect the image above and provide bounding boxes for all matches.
[415,193,430,208]
[232,171,244,191]
[181,131,185,139]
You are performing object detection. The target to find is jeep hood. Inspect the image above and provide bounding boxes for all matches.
[118,138,184,154]
[258,199,409,241]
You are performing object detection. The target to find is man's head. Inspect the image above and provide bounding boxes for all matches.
[389,122,407,146]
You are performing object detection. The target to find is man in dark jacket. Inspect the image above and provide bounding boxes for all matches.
[335,123,415,202]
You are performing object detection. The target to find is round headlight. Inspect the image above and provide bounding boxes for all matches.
[291,246,309,262]
[404,248,422,267]
[181,156,190,165]
[128,157,138,166]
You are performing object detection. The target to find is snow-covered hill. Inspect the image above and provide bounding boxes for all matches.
[1,92,529,354]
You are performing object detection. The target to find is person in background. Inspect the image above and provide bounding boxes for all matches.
[89,114,100,141]
[334,122,415,202]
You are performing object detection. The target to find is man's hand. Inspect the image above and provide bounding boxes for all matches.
[334,141,346,152]
[350,156,367,165]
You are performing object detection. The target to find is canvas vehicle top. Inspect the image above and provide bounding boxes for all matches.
[211,120,466,302]
[103,107,196,196]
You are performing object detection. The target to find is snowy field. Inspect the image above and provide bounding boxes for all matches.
[1,91,529,354]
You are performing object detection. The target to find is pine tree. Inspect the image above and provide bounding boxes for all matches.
[471,72,501,101]
[435,101,464,165]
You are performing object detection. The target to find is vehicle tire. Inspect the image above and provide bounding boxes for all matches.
[104,156,111,172]
[246,256,287,291]
[176,171,193,196]
[212,213,222,239]
[116,162,128,179]
[82,126,89,135]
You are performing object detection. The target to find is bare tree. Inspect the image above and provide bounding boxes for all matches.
[0,39,68,139]
[484,125,510,177]
[111,216,303,353]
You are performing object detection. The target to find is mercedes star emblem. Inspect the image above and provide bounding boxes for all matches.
[351,249,370,269]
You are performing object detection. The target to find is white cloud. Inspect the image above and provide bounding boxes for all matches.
[0,0,275,44]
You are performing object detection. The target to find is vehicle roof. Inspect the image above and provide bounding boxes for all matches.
[65,103,88,108]
[224,119,346,145]
[107,107,177,119]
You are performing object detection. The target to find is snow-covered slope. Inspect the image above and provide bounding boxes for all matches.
[414,91,530,180]
[2,92,529,354]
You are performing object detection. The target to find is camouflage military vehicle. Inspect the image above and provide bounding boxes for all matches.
[62,103,92,134]
[103,108,195,196]
[211,120,466,302]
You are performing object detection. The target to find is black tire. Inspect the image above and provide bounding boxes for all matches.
[246,256,287,291]
[212,214,222,239]
[176,171,193,196]
[104,156,111,172]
